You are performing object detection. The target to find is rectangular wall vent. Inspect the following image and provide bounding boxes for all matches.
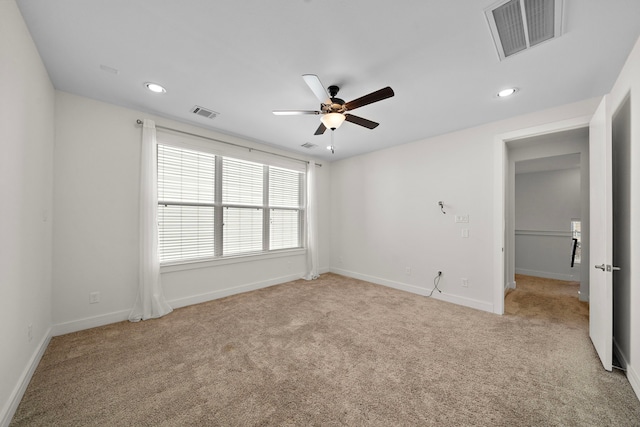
[301,142,317,149]
[485,0,563,60]
[190,105,219,119]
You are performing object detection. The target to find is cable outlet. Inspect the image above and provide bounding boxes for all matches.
[90,292,100,304]
[462,278,469,288]
[405,266,412,275]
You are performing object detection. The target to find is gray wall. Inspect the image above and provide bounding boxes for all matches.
[515,168,581,281]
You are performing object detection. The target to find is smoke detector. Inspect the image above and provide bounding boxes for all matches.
[485,0,564,60]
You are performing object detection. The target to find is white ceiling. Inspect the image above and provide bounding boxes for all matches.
[16,0,640,162]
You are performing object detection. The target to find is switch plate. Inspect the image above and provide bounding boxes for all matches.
[461,229,469,238]
[455,214,469,223]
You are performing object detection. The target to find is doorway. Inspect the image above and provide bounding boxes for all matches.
[504,127,590,303]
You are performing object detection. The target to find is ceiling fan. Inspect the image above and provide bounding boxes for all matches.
[273,74,395,136]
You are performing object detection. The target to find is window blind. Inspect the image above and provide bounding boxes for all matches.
[157,142,304,264]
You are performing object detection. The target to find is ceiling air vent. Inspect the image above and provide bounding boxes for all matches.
[301,142,317,149]
[190,105,219,119]
[485,0,563,60]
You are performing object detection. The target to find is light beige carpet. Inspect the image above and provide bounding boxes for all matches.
[11,273,640,426]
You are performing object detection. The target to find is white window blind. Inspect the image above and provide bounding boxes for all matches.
[158,145,216,263]
[222,158,263,206]
[269,166,303,250]
[157,143,304,264]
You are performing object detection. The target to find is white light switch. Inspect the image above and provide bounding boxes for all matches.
[455,214,469,223]
[461,229,469,238]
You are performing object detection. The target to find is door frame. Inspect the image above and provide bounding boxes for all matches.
[493,115,593,314]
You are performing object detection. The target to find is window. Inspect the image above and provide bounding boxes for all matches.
[571,219,581,264]
[157,144,304,264]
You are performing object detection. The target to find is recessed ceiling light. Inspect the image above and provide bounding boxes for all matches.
[497,88,517,98]
[145,82,166,93]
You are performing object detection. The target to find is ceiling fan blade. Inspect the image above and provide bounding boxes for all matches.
[273,110,321,115]
[344,87,395,111]
[302,74,331,104]
[344,114,379,129]
[314,123,327,135]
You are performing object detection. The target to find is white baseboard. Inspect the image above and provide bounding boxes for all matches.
[52,309,131,336]
[515,268,577,282]
[627,363,640,402]
[504,280,516,296]
[1,328,52,427]
[613,337,629,370]
[330,268,493,313]
[53,272,313,336]
[168,272,305,309]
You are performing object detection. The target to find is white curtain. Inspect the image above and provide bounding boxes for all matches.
[129,119,173,321]
[303,161,319,280]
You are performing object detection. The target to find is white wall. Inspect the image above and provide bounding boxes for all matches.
[606,34,640,397]
[514,168,581,281]
[330,98,599,313]
[52,91,331,334]
[0,0,55,424]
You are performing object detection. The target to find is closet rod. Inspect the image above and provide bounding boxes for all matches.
[135,119,321,167]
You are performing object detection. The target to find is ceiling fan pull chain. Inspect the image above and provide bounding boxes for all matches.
[330,130,335,154]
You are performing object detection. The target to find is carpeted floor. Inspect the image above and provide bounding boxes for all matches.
[10,273,640,426]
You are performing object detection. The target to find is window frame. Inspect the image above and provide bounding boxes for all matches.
[156,132,306,269]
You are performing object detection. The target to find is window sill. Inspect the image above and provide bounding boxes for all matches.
[160,248,306,273]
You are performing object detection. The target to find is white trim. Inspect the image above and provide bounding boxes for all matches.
[628,363,640,401]
[168,273,304,309]
[160,248,306,273]
[493,128,507,314]
[515,268,577,282]
[515,229,572,237]
[613,337,629,370]
[1,328,52,427]
[331,268,494,313]
[494,115,592,317]
[52,309,131,336]
[52,271,326,336]
[505,280,516,296]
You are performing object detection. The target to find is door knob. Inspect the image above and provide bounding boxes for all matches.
[595,264,606,271]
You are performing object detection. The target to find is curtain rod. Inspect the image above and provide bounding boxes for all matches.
[135,119,321,167]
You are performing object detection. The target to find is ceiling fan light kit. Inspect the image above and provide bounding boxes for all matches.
[321,112,346,130]
[274,74,394,151]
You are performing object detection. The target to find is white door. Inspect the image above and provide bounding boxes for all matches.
[589,95,613,371]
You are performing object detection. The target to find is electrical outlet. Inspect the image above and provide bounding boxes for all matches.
[405,266,411,275]
[461,229,469,238]
[462,278,469,288]
[90,292,100,304]
[27,324,33,342]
